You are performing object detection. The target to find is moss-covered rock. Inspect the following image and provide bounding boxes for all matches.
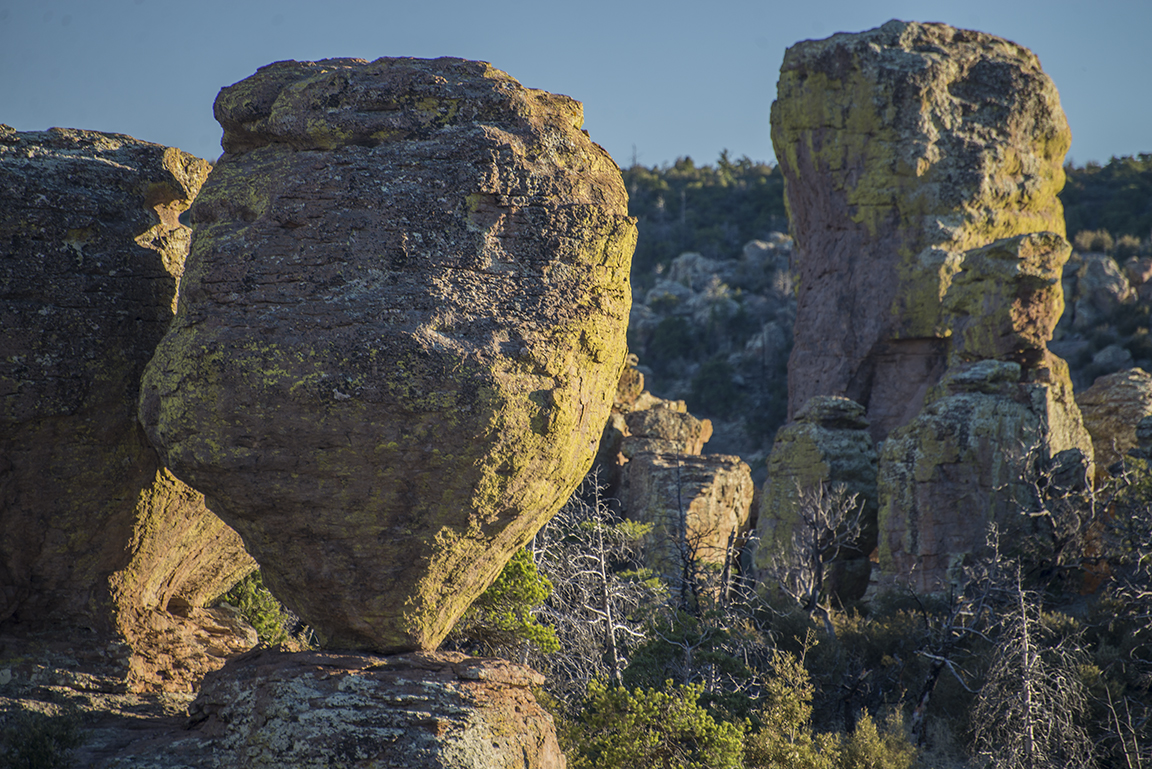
[876,360,1086,590]
[139,58,635,652]
[0,127,256,691]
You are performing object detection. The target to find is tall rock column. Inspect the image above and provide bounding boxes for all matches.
[0,127,256,691]
[768,21,1094,592]
[772,19,1072,440]
[139,58,636,652]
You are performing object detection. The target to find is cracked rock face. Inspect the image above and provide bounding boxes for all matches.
[0,127,256,691]
[139,58,635,652]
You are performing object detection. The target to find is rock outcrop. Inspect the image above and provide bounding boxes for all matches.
[138,58,636,652]
[20,650,563,769]
[754,397,877,600]
[0,127,256,691]
[772,20,1073,441]
[877,362,1049,590]
[1076,368,1152,479]
[594,365,754,584]
[769,21,1094,591]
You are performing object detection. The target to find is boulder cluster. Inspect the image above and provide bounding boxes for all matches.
[5,19,1151,769]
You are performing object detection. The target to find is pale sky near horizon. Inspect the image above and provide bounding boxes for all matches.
[1,0,1148,169]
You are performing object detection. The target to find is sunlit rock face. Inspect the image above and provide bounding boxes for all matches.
[768,21,1094,592]
[0,127,256,691]
[139,57,635,652]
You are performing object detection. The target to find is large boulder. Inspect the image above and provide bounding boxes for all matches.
[0,127,256,691]
[771,20,1072,441]
[138,58,636,652]
[769,21,1096,592]
[1076,368,1152,479]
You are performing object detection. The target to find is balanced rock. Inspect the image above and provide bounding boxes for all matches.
[754,397,877,600]
[139,58,635,652]
[0,127,256,691]
[772,20,1072,441]
[1076,368,1152,478]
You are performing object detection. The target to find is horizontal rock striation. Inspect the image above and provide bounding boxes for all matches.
[139,58,635,652]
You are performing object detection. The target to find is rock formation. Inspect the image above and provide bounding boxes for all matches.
[772,20,1074,441]
[754,397,877,600]
[138,58,636,652]
[595,366,754,584]
[877,361,1052,590]
[768,21,1094,591]
[0,127,256,691]
[1076,368,1152,479]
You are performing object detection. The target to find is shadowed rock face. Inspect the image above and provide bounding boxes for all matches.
[771,20,1072,441]
[0,127,256,691]
[139,58,635,652]
[755,397,877,600]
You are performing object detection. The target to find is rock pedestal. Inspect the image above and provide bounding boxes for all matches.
[138,58,635,652]
[0,127,256,691]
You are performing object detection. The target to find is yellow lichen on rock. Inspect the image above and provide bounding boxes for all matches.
[139,57,635,652]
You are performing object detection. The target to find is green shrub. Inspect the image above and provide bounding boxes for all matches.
[220,570,293,646]
[838,711,916,769]
[564,679,746,769]
[1115,234,1143,258]
[448,548,560,656]
[745,650,840,769]
[0,707,83,769]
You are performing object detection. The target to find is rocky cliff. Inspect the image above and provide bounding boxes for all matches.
[0,127,256,692]
[138,57,635,652]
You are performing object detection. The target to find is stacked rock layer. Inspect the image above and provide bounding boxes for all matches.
[139,58,636,651]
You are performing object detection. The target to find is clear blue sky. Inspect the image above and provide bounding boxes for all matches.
[2,0,1148,168]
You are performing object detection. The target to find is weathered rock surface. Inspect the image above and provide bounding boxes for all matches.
[754,397,877,600]
[138,58,635,652]
[876,361,1070,590]
[2,650,563,769]
[622,452,754,575]
[769,21,1096,592]
[1076,368,1152,478]
[0,127,256,691]
[771,20,1072,441]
